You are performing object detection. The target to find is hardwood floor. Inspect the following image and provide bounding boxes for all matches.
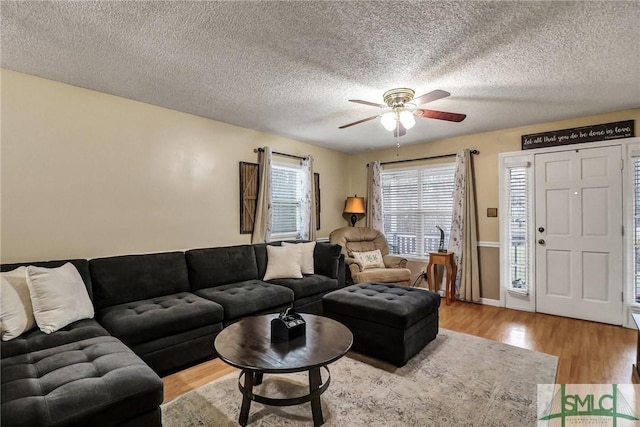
[162,301,637,402]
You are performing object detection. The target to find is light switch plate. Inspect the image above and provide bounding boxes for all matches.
[487,208,498,217]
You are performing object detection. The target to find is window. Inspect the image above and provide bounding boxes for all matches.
[271,163,303,239]
[381,163,456,258]
[634,158,640,303]
[506,166,530,294]
[499,156,533,306]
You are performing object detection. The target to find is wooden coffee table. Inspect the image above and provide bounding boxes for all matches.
[214,313,353,427]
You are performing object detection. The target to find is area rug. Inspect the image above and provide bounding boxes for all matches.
[162,328,558,427]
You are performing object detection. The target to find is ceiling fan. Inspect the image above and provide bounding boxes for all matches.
[339,88,466,137]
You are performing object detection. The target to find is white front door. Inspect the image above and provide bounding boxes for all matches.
[535,145,623,325]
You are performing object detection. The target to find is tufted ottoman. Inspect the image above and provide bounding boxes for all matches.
[322,282,440,366]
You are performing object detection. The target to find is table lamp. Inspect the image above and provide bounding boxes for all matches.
[344,196,366,227]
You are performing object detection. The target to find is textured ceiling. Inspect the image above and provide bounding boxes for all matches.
[2,1,639,154]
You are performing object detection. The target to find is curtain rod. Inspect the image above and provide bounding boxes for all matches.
[367,149,479,167]
[254,147,306,161]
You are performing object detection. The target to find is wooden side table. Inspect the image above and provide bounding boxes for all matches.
[426,251,457,305]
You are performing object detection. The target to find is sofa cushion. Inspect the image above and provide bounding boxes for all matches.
[1,335,163,427]
[131,324,222,374]
[322,282,440,329]
[253,242,276,279]
[195,280,294,321]
[186,245,259,290]
[1,259,93,300]
[1,318,110,359]
[263,244,303,280]
[254,242,342,280]
[282,241,316,274]
[1,268,36,341]
[268,275,339,300]
[97,292,224,348]
[90,252,190,309]
[313,242,343,279]
[26,263,95,334]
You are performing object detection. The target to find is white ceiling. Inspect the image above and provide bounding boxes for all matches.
[2,1,639,154]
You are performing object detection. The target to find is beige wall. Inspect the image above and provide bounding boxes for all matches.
[347,108,640,299]
[0,70,350,262]
[3,68,639,301]
[347,108,640,242]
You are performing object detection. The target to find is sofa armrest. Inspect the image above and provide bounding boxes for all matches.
[383,254,408,269]
[337,254,346,288]
[313,242,343,279]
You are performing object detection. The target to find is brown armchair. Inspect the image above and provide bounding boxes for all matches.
[329,227,411,286]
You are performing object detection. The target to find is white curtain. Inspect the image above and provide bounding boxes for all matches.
[366,161,383,231]
[447,149,480,302]
[251,147,272,243]
[299,156,316,240]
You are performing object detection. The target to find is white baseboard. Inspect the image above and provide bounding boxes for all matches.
[480,297,502,307]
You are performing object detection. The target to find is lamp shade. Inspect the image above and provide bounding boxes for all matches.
[344,196,366,214]
[380,112,397,131]
[399,110,416,129]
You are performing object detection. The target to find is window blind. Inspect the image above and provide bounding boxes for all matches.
[634,158,640,303]
[507,167,529,294]
[271,164,302,235]
[382,164,456,257]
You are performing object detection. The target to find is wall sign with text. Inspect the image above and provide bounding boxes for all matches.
[521,120,635,150]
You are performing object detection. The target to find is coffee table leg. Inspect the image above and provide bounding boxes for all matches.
[239,370,255,426]
[254,372,263,385]
[309,367,324,426]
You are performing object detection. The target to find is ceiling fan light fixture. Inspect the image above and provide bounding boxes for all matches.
[381,112,397,131]
[399,110,416,129]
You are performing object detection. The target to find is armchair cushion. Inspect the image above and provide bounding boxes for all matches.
[329,227,391,257]
[383,254,408,269]
[351,249,385,269]
[352,267,412,286]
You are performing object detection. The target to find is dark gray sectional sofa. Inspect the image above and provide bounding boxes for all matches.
[1,241,345,427]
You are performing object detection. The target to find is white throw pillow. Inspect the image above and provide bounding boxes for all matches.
[352,249,386,269]
[26,263,94,334]
[1,267,36,341]
[263,244,303,281]
[282,241,316,274]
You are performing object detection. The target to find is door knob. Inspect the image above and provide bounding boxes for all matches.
[538,239,546,245]
[538,227,545,233]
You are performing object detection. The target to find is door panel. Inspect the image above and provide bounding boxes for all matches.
[582,188,608,236]
[582,251,608,301]
[535,145,623,325]
[546,250,571,296]
[546,190,571,235]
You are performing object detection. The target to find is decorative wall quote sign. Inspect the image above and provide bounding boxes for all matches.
[521,120,635,150]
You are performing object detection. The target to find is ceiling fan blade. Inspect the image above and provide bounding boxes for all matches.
[393,122,407,137]
[349,99,387,108]
[338,115,379,129]
[415,109,466,122]
[412,89,450,106]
